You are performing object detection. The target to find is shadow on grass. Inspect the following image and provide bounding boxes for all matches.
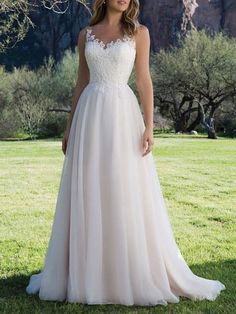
[153,132,209,140]
[0,260,233,305]
[0,137,62,142]
[0,137,32,142]
[1,134,231,143]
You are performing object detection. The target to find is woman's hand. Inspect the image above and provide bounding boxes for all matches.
[142,126,154,157]
[62,131,69,155]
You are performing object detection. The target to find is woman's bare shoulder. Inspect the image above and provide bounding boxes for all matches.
[134,24,150,45]
[77,25,91,45]
[136,24,149,37]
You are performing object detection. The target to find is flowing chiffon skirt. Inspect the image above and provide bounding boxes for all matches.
[26,82,225,305]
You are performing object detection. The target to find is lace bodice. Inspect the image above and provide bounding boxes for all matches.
[85,27,136,85]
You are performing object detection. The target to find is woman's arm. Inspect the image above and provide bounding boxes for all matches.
[134,25,154,156]
[62,27,90,154]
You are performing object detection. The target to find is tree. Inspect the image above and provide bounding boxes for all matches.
[0,1,33,52]
[0,0,90,52]
[10,64,53,138]
[152,30,236,138]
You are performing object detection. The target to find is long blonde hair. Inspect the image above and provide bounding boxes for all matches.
[88,0,141,36]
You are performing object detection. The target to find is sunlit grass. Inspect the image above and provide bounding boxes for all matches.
[0,135,235,313]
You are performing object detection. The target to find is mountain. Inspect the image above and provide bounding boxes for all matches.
[140,0,236,50]
[1,0,236,69]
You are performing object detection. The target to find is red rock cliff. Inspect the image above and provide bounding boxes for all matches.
[139,0,236,50]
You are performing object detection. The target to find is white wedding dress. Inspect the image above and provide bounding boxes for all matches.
[26,26,225,305]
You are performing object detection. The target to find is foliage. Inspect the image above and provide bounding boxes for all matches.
[2,30,236,139]
[152,30,236,138]
[0,49,78,139]
[47,49,79,109]
[0,0,34,52]
[0,0,91,52]
[215,100,236,137]
[9,62,54,138]
[0,65,21,137]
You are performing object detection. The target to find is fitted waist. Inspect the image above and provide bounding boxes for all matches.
[88,80,129,87]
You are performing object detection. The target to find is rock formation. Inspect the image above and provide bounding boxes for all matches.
[140,0,236,50]
[1,0,236,68]
[192,0,236,37]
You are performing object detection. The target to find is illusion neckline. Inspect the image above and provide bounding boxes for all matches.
[86,27,135,50]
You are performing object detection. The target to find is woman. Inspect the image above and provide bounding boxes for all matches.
[26,0,225,306]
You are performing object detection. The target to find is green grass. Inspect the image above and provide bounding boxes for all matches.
[0,135,235,314]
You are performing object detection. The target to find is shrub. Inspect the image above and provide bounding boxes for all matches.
[0,49,78,138]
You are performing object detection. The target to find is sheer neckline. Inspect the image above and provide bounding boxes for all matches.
[86,27,135,50]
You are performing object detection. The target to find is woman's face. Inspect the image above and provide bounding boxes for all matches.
[106,0,131,12]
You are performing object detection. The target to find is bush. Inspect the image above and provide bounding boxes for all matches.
[0,49,78,139]
[151,30,236,138]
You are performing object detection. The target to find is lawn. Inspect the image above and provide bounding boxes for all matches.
[0,135,235,314]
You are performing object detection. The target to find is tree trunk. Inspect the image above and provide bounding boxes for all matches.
[206,117,217,139]
[175,112,191,132]
[199,102,218,139]
[174,118,187,132]
[186,107,201,132]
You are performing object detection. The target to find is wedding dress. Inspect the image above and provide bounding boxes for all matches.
[25,26,225,305]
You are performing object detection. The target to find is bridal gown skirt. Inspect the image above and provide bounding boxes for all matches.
[26,81,225,305]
